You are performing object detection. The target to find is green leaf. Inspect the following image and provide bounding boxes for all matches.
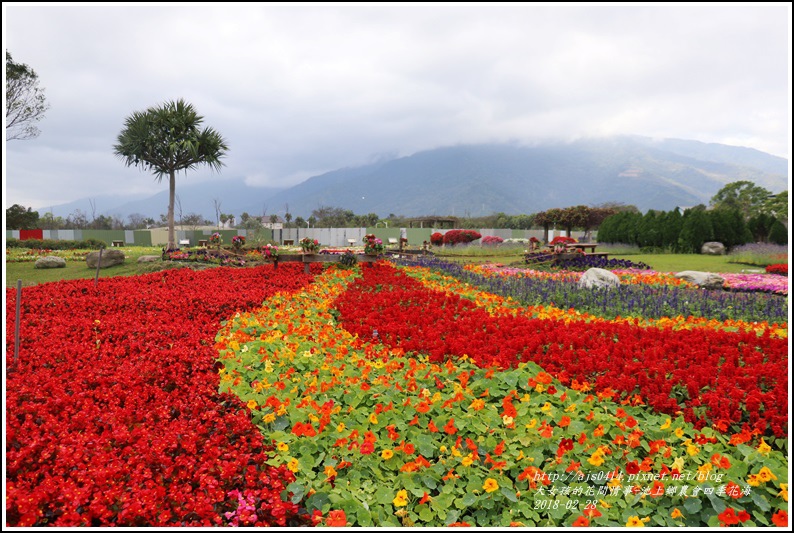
[500,486,518,502]
[683,497,702,514]
[374,486,394,505]
[286,482,305,503]
[418,506,435,523]
[750,490,771,511]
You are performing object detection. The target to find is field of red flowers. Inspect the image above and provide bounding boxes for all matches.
[5,265,320,527]
[5,260,790,528]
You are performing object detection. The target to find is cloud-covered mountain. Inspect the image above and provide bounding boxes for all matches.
[42,136,788,221]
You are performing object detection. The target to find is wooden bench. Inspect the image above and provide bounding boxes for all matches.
[198,240,208,247]
[283,239,295,246]
[111,240,124,247]
[586,252,609,259]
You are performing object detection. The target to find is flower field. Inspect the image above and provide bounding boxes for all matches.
[5,265,319,527]
[5,259,790,527]
[217,262,789,527]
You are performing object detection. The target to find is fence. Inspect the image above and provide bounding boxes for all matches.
[6,227,593,248]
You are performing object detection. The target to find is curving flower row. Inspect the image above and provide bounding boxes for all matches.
[216,263,789,527]
[334,265,788,438]
[5,264,320,527]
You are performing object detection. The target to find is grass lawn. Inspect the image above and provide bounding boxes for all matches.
[5,245,778,288]
[5,247,169,288]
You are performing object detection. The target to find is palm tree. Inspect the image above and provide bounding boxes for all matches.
[114,99,228,249]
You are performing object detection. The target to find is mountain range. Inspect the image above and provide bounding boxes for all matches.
[41,135,789,222]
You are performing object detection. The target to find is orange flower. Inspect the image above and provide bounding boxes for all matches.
[558,415,571,427]
[584,504,602,518]
[443,418,458,435]
[469,398,485,411]
[419,492,432,505]
[771,510,788,527]
[572,516,590,527]
[325,510,347,527]
[428,420,439,433]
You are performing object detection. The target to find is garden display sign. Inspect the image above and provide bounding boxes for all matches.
[216,263,788,528]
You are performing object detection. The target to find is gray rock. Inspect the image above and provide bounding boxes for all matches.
[674,270,725,290]
[34,256,67,269]
[578,267,620,290]
[86,249,126,269]
[137,255,161,263]
[701,242,726,255]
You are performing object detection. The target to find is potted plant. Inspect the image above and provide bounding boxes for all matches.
[231,235,246,250]
[363,234,384,256]
[209,232,223,249]
[300,237,320,254]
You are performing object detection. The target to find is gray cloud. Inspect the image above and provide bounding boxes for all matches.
[4,3,790,211]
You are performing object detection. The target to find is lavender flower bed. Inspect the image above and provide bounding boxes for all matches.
[555,255,652,271]
[391,256,788,324]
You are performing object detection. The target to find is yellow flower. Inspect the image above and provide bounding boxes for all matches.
[440,446,448,453]
[262,413,276,424]
[287,458,300,472]
[541,402,552,412]
[660,418,671,430]
[324,465,337,478]
[674,427,685,438]
[598,500,612,509]
[535,383,545,393]
[337,422,346,432]
[502,415,514,426]
[469,399,485,411]
[608,477,622,489]
[626,516,645,527]
[520,394,531,403]
[451,446,462,457]
[276,404,287,416]
[369,413,379,424]
[483,478,499,493]
[526,419,538,429]
[672,456,685,471]
[686,443,699,456]
[757,466,778,482]
[778,483,788,502]
[461,454,475,467]
[247,399,258,410]
[393,489,409,507]
[757,438,772,455]
[565,403,577,412]
[746,474,762,487]
[381,449,394,460]
[588,449,605,467]
[276,442,289,452]
[671,508,683,519]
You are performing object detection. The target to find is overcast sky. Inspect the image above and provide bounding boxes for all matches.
[3,3,791,214]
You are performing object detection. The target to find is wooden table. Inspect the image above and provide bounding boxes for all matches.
[566,243,598,253]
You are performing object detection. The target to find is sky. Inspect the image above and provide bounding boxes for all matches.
[3,3,792,216]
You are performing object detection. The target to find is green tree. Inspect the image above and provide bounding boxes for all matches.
[678,207,714,253]
[763,191,788,224]
[114,99,228,249]
[747,213,775,243]
[709,181,771,220]
[6,51,50,141]
[768,220,788,245]
[6,204,40,229]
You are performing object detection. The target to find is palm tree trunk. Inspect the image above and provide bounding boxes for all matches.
[168,170,176,249]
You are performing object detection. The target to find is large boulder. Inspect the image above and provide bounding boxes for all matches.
[34,256,66,269]
[701,242,726,255]
[578,268,620,290]
[137,255,161,263]
[86,249,126,269]
[674,270,725,290]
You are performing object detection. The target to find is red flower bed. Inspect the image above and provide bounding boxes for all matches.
[766,263,788,276]
[442,229,482,245]
[334,264,788,437]
[5,265,319,527]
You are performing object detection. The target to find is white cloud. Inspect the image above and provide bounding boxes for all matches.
[4,3,790,212]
